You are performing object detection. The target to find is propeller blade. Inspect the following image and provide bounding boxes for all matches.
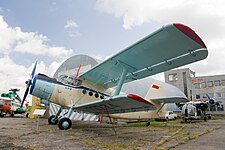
[206,94,210,100]
[31,61,37,79]
[21,86,30,107]
[21,61,38,108]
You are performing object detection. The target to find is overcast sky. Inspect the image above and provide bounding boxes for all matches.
[0,0,225,97]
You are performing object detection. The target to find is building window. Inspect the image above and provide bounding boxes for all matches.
[168,74,178,81]
[207,81,213,87]
[208,93,214,98]
[194,83,200,89]
[201,82,206,88]
[196,94,200,99]
[221,80,225,86]
[216,92,222,98]
[214,80,220,86]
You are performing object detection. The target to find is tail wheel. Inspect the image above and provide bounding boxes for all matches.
[48,115,58,125]
[58,118,72,130]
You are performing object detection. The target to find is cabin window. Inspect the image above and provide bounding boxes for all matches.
[100,95,104,99]
[59,75,82,86]
[94,93,99,98]
[82,90,87,94]
[89,92,93,96]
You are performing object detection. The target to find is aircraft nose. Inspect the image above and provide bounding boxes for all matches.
[29,74,54,101]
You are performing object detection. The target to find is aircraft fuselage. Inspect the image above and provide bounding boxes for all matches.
[30,73,114,108]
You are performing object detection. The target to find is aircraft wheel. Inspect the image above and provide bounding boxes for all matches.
[146,121,150,126]
[204,116,207,122]
[48,115,58,125]
[58,118,72,130]
[208,115,212,120]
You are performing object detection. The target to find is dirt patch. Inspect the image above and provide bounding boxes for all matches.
[0,116,224,150]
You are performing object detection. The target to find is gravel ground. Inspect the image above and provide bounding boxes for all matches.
[0,116,225,150]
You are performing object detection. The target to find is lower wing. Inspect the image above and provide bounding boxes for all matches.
[73,94,156,115]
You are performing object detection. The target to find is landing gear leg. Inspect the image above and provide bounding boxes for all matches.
[146,121,150,126]
[48,107,62,125]
[58,106,74,130]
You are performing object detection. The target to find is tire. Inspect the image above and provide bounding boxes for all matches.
[58,118,72,130]
[26,113,29,118]
[204,116,207,122]
[146,121,150,126]
[48,115,58,125]
[208,115,212,120]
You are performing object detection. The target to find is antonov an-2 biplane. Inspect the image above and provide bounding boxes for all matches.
[21,23,208,130]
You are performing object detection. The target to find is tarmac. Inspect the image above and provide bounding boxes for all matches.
[173,119,225,150]
[0,116,225,150]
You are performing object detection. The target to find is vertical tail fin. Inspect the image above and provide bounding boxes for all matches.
[145,81,188,103]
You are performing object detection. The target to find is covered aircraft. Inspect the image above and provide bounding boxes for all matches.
[22,23,208,130]
[181,94,220,122]
[110,79,188,121]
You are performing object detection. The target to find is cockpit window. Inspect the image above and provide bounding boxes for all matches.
[58,75,82,86]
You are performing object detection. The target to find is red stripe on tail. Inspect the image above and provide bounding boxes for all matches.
[152,84,160,89]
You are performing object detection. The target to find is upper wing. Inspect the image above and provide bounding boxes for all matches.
[73,94,156,115]
[79,23,208,88]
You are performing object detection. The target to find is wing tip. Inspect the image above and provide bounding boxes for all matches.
[128,94,155,106]
[173,23,207,49]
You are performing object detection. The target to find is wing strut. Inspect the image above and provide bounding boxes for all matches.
[155,103,166,118]
[114,68,127,96]
[99,105,117,134]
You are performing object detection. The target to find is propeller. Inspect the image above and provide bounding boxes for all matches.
[20,61,37,107]
[206,94,215,105]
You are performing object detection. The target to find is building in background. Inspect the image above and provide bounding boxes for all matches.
[164,68,225,111]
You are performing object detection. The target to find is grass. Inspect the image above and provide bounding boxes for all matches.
[81,139,139,150]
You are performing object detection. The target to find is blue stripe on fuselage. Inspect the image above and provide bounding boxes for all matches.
[30,74,110,97]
